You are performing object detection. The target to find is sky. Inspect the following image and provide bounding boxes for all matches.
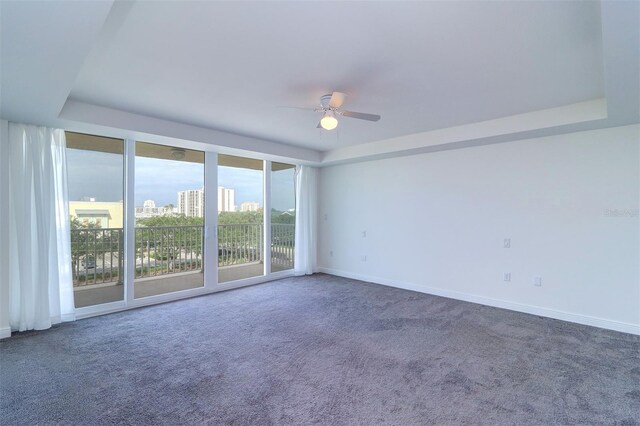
[66,149,295,211]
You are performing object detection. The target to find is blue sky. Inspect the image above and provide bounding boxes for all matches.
[66,149,295,211]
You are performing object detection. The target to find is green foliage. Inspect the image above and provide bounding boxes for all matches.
[136,211,294,226]
[218,211,262,224]
[70,216,100,230]
[137,215,203,227]
[272,210,295,224]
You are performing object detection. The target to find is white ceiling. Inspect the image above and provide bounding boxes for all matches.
[1,1,638,165]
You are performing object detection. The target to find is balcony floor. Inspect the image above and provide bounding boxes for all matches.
[73,262,291,308]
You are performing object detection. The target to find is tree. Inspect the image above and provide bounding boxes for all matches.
[272,209,295,224]
[137,215,203,227]
[218,211,262,225]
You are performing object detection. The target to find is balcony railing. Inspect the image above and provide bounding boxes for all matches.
[271,223,295,268]
[71,223,294,287]
[71,228,124,286]
[218,223,263,266]
[135,225,204,279]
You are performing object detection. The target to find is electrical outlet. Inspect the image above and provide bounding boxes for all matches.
[504,238,511,248]
[361,255,367,261]
[503,272,511,282]
[533,276,542,287]
[329,250,333,257]
[362,230,367,238]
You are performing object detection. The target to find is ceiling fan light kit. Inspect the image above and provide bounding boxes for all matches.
[320,110,338,130]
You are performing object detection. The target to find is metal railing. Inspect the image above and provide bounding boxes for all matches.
[71,227,124,286]
[218,223,263,266]
[71,223,295,287]
[135,225,204,279]
[271,223,295,268]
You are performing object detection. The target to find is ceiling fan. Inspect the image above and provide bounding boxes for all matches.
[291,92,381,130]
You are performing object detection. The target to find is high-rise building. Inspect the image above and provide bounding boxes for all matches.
[218,186,236,212]
[178,188,205,217]
[240,201,260,212]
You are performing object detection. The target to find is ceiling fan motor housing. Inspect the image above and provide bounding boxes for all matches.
[320,94,333,109]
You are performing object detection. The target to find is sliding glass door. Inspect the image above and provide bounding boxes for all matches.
[133,142,205,298]
[66,132,297,311]
[218,155,265,283]
[66,132,125,308]
[270,162,296,272]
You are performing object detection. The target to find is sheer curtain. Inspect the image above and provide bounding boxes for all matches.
[8,123,75,332]
[294,165,318,276]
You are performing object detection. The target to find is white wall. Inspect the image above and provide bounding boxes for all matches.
[318,124,640,335]
[0,120,10,338]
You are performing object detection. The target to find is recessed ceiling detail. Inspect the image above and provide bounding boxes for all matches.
[68,1,605,149]
[1,1,638,165]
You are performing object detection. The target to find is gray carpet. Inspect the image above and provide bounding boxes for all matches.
[1,274,639,425]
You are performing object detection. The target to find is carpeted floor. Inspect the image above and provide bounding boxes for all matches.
[1,274,639,425]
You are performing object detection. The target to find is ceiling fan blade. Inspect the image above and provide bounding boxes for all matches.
[340,110,381,121]
[277,106,316,111]
[329,92,347,108]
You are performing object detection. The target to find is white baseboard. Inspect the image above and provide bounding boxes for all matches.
[0,326,11,339]
[317,267,640,336]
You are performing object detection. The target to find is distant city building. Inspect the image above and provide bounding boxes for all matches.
[69,200,123,228]
[135,199,174,219]
[240,201,260,212]
[178,188,205,217]
[218,186,236,212]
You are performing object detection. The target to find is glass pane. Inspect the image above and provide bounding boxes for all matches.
[218,154,264,283]
[66,132,125,308]
[134,142,205,298]
[271,162,296,271]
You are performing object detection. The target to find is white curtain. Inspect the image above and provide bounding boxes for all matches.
[294,165,318,276]
[8,123,75,332]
